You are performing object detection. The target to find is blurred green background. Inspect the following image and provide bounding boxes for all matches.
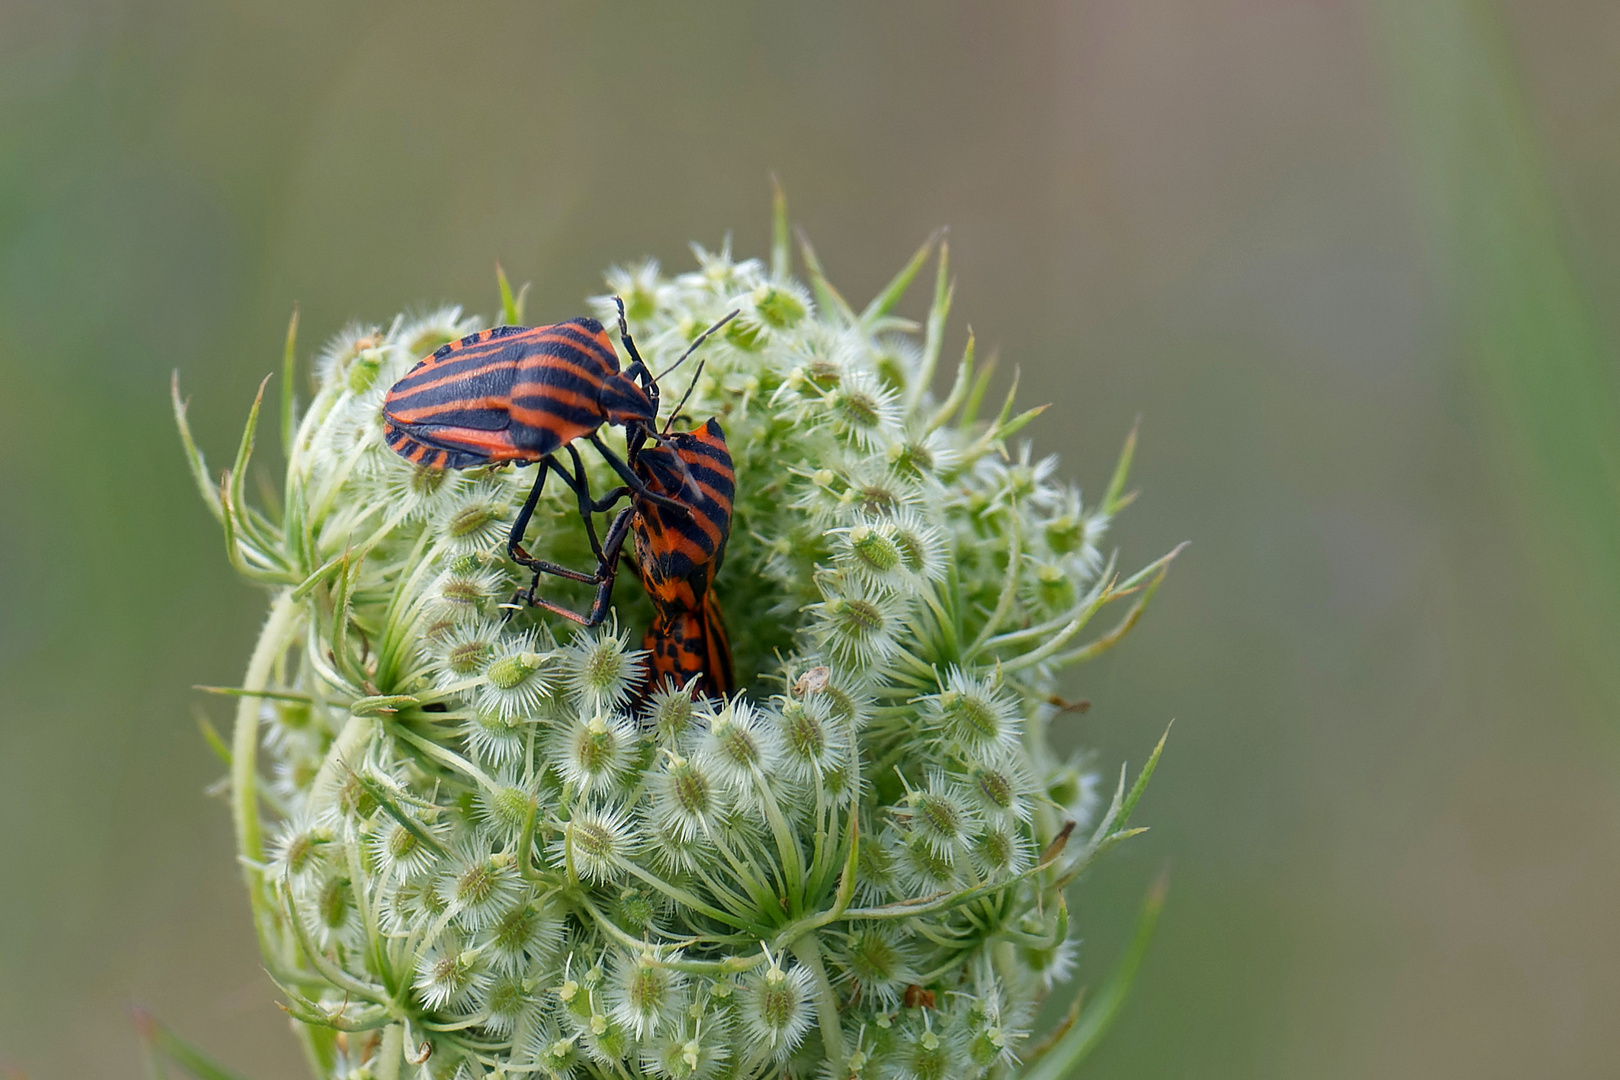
[4,1,1619,1076]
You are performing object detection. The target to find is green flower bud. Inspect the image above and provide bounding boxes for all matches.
[753,284,806,328]
[346,346,384,393]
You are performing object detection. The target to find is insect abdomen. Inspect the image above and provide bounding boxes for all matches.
[642,594,733,700]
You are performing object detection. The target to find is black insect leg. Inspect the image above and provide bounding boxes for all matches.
[579,506,635,626]
[504,446,643,625]
[503,546,608,621]
[518,588,604,627]
[592,486,631,513]
[511,506,633,627]
[503,454,614,621]
[560,442,633,559]
[506,458,553,571]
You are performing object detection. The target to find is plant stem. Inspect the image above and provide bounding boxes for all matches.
[232,592,299,959]
[789,935,845,1077]
[376,1023,403,1080]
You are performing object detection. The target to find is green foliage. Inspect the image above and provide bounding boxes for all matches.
[1376,0,1620,703]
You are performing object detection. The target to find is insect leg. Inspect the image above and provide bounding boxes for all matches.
[506,458,553,570]
[512,506,632,626]
[551,445,607,560]
[589,433,689,513]
[581,506,635,626]
[624,418,651,469]
[517,591,597,626]
[509,457,636,576]
[558,442,633,547]
[591,486,631,514]
[502,454,624,623]
[510,551,619,624]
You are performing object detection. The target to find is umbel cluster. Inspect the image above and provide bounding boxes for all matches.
[178,199,1175,1080]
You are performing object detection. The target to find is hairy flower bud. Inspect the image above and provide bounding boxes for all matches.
[610,951,687,1039]
[739,957,814,1061]
[187,208,1175,1080]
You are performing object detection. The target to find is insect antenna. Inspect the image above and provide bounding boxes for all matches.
[653,309,740,432]
[652,310,740,383]
[664,360,709,434]
[612,296,651,384]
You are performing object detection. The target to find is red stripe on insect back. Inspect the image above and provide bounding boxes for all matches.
[393,423,529,461]
[388,329,541,386]
[508,365,611,397]
[533,321,620,363]
[507,385,602,421]
[387,361,521,404]
[440,429,528,459]
[383,421,487,470]
[505,408,600,439]
[387,394,516,424]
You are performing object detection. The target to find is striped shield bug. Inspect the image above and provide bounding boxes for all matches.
[626,418,735,700]
[514,417,736,698]
[380,298,736,621]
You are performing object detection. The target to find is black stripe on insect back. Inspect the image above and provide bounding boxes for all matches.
[664,468,733,523]
[543,316,615,347]
[677,439,733,476]
[396,322,609,394]
[394,347,517,389]
[681,425,730,458]
[647,506,724,562]
[539,319,619,361]
[407,327,523,368]
[524,338,618,382]
[508,390,605,431]
[395,405,511,431]
[510,358,606,400]
[389,355,522,404]
[682,462,734,504]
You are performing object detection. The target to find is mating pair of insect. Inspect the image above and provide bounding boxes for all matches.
[381,299,738,701]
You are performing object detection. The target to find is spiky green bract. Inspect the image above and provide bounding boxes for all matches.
[182,209,1178,1080]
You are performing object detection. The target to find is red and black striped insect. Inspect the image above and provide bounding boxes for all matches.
[381,299,735,622]
[625,418,735,700]
[383,316,651,471]
[522,417,736,699]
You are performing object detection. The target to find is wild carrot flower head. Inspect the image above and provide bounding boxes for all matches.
[179,194,1178,1079]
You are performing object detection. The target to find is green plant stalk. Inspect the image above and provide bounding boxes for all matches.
[1375,0,1620,704]
[790,935,846,1076]
[231,593,298,956]
[1019,874,1167,1080]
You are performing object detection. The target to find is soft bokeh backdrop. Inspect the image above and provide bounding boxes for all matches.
[3,1,1618,1076]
